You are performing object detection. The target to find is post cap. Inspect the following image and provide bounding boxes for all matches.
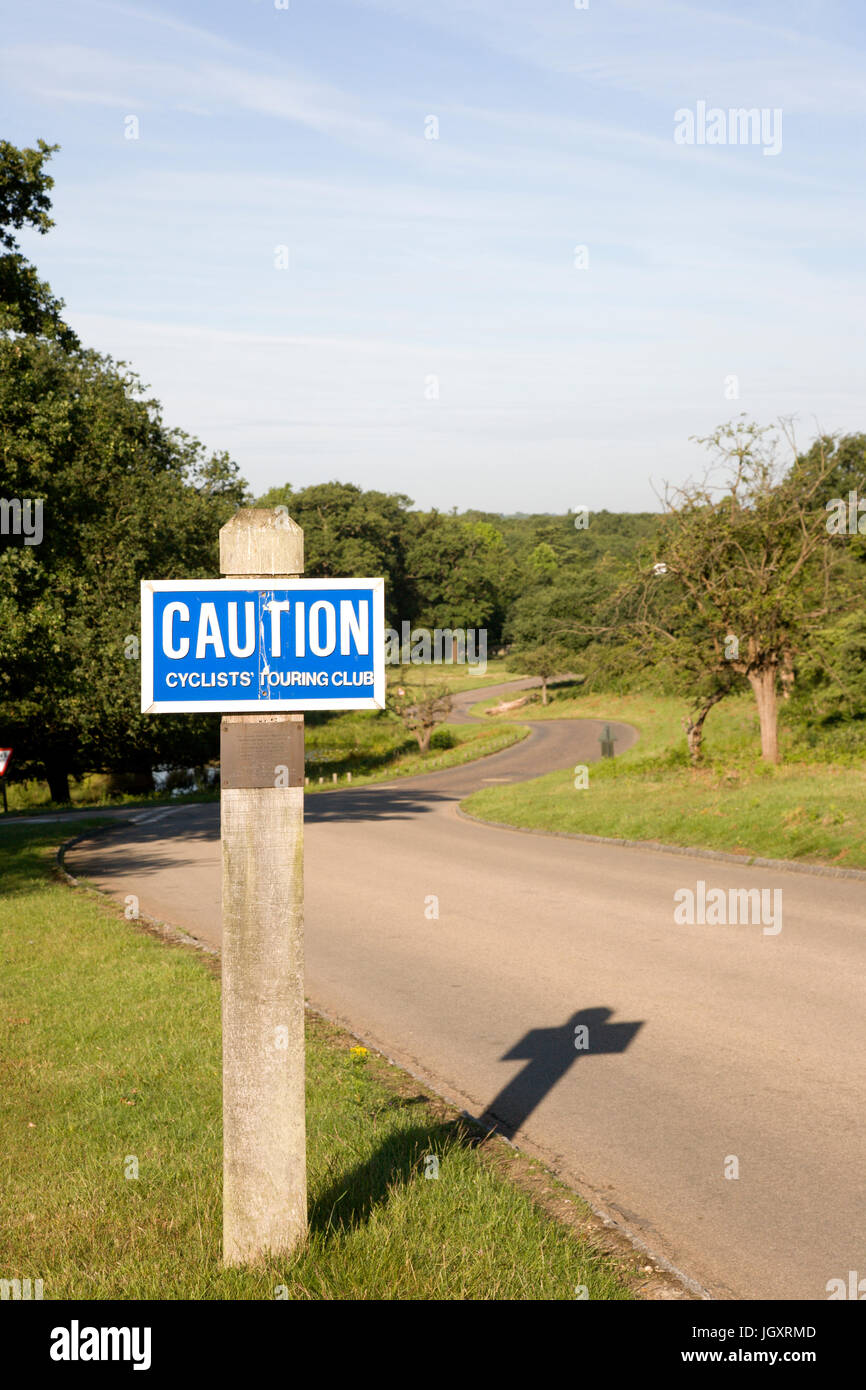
[219,508,304,576]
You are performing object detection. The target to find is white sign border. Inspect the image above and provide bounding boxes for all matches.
[141,577,386,714]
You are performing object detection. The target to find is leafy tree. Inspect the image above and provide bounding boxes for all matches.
[527,541,558,581]
[385,668,453,753]
[615,569,743,762]
[0,139,77,347]
[785,433,866,729]
[506,644,570,705]
[0,336,247,799]
[614,419,848,763]
[0,139,252,799]
[405,513,513,640]
[796,431,866,502]
[256,480,413,627]
[506,557,625,668]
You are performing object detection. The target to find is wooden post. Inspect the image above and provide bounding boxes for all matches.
[219,508,307,1264]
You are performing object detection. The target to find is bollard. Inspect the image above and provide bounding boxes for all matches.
[600,723,617,758]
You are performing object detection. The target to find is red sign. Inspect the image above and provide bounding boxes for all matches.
[0,748,12,777]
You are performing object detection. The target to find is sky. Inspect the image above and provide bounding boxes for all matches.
[3,0,865,513]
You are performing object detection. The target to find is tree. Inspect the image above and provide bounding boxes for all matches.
[257,480,414,628]
[785,434,866,730]
[0,336,247,799]
[505,553,627,683]
[0,143,248,800]
[527,541,558,581]
[506,644,570,705]
[405,513,512,641]
[386,668,453,754]
[0,139,77,347]
[621,419,847,763]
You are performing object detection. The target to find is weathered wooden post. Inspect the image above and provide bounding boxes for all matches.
[140,525,384,1265]
[219,509,307,1264]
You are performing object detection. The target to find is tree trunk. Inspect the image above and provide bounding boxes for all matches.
[685,718,703,764]
[747,666,779,762]
[417,727,432,754]
[683,691,726,765]
[541,677,548,706]
[46,763,71,803]
[780,648,795,701]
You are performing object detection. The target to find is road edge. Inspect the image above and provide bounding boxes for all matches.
[54,817,705,1303]
[455,803,866,882]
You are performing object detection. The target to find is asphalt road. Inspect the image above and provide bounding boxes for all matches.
[67,681,866,1300]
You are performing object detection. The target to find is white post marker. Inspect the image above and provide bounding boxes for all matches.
[141,509,385,1264]
[0,747,11,814]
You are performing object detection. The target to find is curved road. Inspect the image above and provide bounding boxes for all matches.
[68,681,866,1300]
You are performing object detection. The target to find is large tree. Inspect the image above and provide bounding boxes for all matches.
[0,140,248,800]
[0,338,247,800]
[405,513,512,640]
[0,139,77,347]
[785,433,866,729]
[257,480,414,627]
[620,419,853,763]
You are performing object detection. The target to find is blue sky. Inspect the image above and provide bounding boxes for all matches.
[3,0,865,512]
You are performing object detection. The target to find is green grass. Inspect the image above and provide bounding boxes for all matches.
[5,670,529,815]
[464,689,866,869]
[305,714,529,790]
[408,655,521,692]
[0,822,635,1300]
[3,785,220,818]
[2,722,527,812]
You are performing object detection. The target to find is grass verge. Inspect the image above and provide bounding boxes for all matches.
[6,671,530,815]
[0,821,644,1300]
[413,655,520,692]
[2,719,528,816]
[305,717,528,790]
[464,689,866,869]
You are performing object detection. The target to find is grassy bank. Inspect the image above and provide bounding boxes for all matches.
[305,714,528,789]
[464,689,866,869]
[5,668,527,815]
[3,718,528,815]
[0,821,637,1300]
[419,655,519,692]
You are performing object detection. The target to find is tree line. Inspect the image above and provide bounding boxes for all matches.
[1,139,864,797]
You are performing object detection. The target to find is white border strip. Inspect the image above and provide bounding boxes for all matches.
[141,577,385,714]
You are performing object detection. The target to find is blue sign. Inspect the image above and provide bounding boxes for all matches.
[141,579,385,712]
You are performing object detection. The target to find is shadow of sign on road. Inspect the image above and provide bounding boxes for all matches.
[303,787,452,823]
[67,809,220,880]
[482,1007,644,1140]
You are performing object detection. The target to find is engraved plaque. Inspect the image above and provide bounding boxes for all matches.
[220,718,305,789]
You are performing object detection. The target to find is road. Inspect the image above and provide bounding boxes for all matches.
[67,680,866,1300]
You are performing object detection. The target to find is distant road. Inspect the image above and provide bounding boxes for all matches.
[67,680,866,1299]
